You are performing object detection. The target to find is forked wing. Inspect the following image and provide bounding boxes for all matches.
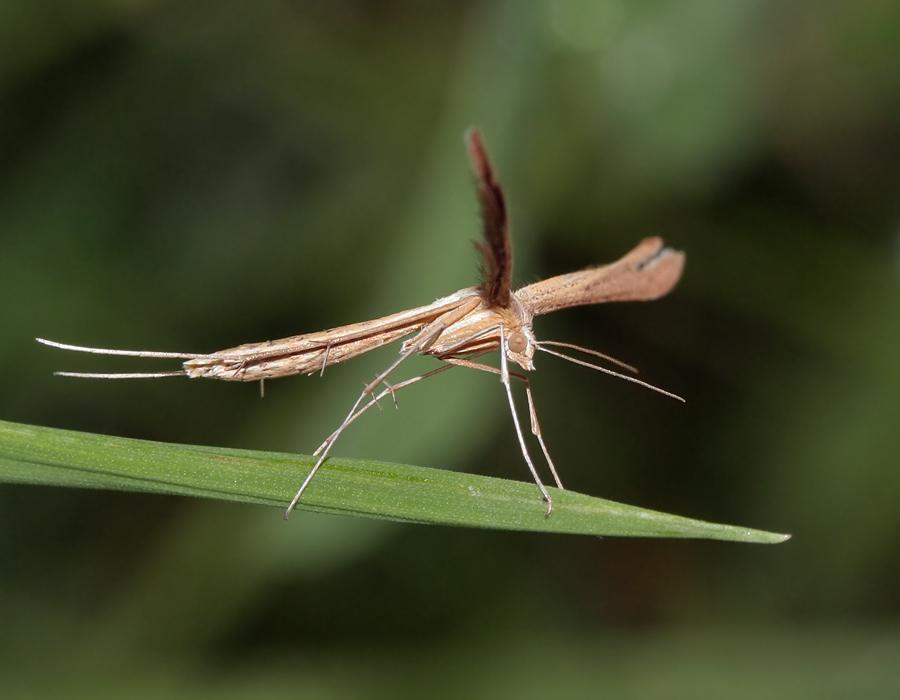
[467,128,512,310]
[514,237,684,316]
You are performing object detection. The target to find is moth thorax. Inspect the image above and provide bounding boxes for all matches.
[507,330,528,354]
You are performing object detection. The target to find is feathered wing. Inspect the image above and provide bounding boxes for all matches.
[515,237,685,316]
[467,128,512,309]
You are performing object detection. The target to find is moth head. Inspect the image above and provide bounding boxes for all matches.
[505,326,536,371]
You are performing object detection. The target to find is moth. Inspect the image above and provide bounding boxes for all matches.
[38,128,685,517]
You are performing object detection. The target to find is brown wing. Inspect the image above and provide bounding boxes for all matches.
[183,291,475,381]
[467,128,512,309]
[515,237,685,316]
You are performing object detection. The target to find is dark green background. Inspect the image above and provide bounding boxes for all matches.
[2,1,899,696]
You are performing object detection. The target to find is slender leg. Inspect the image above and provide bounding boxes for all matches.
[442,354,557,514]
[312,364,456,456]
[499,333,553,515]
[284,301,478,518]
[523,379,563,491]
[327,350,564,508]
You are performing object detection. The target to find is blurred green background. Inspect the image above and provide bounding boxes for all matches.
[3,0,900,696]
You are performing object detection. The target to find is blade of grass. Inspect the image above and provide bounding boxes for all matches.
[0,419,788,542]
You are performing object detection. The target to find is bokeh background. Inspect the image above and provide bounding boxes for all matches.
[3,1,900,696]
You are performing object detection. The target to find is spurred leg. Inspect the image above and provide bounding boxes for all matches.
[284,299,479,517]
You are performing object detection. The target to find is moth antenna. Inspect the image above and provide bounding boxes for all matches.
[538,340,638,374]
[536,343,684,402]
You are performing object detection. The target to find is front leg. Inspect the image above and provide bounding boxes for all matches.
[443,341,558,515]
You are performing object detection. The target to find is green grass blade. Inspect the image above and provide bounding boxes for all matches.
[0,419,788,542]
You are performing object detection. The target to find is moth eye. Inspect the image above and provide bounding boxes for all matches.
[508,331,528,354]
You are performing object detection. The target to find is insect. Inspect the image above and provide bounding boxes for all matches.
[38,128,685,517]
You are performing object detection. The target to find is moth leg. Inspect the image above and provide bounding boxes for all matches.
[285,301,478,518]
[311,364,456,456]
[499,332,553,515]
[439,339,553,515]
[522,376,563,490]
[365,374,408,411]
[379,377,401,410]
[442,354,559,515]
[367,380,385,411]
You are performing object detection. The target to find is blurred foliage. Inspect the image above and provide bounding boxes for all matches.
[2,0,899,696]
